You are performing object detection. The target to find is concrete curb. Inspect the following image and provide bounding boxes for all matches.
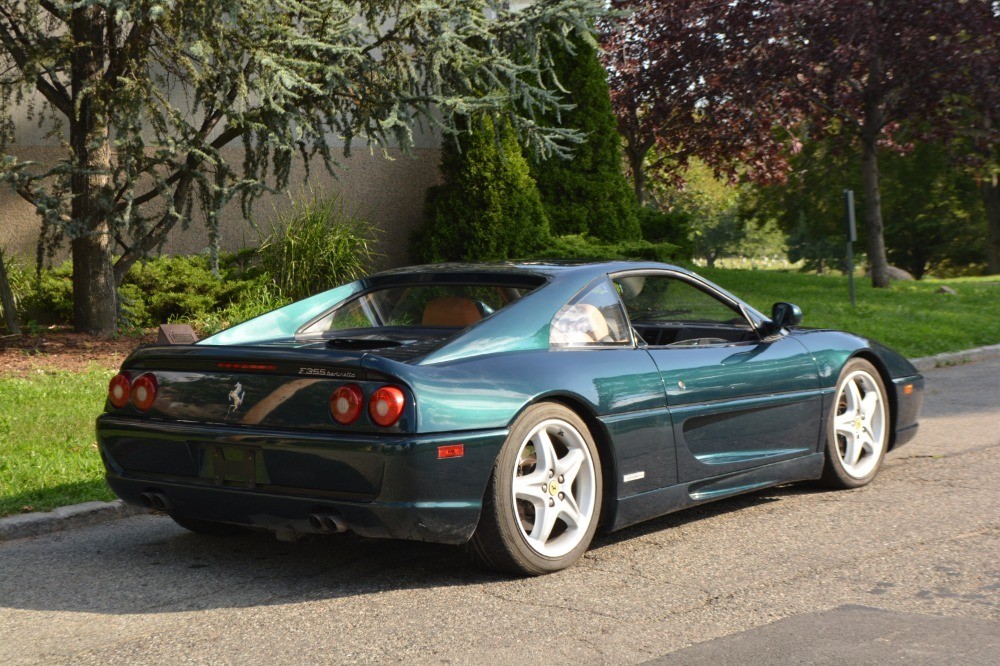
[909,343,1000,372]
[0,500,144,542]
[1,342,998,543]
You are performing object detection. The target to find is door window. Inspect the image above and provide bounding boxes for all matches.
[613,275,753,347]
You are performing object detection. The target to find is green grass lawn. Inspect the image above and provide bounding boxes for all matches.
[701,268,1000,358]
[1,268,998,517]
[0,366,116,517]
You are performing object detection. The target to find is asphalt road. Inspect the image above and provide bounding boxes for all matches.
[1,359,997,664]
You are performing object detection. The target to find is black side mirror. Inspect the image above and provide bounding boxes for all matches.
[764,302,803,336]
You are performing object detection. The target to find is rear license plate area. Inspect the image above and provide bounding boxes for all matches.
[200,446,267,488]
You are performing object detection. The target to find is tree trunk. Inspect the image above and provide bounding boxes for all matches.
[70,7,116,336]
[624,131,652,209]
[629,147,647,208]
[0,250,21,335]
[72,232,116,335]
[860,136,890,288]
[983,172,1000,275]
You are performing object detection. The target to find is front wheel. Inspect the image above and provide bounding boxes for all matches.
[820,359,890,489]
[469,403,602,575]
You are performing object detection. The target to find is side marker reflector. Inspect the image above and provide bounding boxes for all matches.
[904,384,914,395]
[437,444,465,459]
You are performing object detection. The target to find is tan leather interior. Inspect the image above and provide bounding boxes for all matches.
[579,303,610,341]
[550,303,611,344]
[422,297,483,327]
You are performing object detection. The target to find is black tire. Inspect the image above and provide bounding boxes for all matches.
[469,403,603,575]
[820,358,890,489]
[169,513,247,536]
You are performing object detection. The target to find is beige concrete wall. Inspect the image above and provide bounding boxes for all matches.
[0,145,441,271]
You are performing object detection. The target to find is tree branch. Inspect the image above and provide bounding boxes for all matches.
[14,184,71,223]
[105,19,152,85]
[116,125,243,211]
[38,1,67,21]
[0,14,72,116]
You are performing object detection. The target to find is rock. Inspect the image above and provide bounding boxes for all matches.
[886,266,916,281]
[937,285,957,295]
[864,265,916,281]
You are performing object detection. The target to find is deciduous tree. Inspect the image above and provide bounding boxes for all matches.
[599,1,788,208]
[601,0,998,285]
[760,0,998,286]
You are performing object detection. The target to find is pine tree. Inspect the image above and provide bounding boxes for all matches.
[414,115,550,262]
[532,32,640,242]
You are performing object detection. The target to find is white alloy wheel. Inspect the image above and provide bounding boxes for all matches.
[821,359,890,488]
[469,403,603,575]
[510,418,598,559]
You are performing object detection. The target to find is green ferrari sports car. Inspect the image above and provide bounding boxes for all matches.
[96,261,923,575]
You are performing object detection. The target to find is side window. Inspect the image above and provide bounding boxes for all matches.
[614,274,751,347]
[550,278,631,347]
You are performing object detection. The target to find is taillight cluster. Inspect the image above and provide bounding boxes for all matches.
[107,372,158,412]
[330,384,406,427]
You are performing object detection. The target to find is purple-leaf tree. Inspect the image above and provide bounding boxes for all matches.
[602,0,998,284]
[763,0,999,286]
[599,0,791,208]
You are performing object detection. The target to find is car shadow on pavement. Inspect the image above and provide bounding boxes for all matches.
[0,482,829,616]
[0,515,508,615]
[592,482,816,549]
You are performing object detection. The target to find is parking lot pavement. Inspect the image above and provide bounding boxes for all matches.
[0,358,997,664]
[650,605,1000,665]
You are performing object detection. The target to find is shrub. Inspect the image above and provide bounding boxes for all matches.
[530,33,640,242]
[121,255,237,326]
[637,206,694,259]
[542,234,683,263]
[192,278,292,337]
[8,193,378,332]
[412,113,550,263]
[256,194,379,301]
[20,262,74,325]
[0,250,31,332]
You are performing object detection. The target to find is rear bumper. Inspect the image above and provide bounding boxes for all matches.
[97,415,506,544]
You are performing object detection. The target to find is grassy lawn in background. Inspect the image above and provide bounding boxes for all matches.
[0,366,116,517]
[701,268,1000,359]
[1,268,998,517]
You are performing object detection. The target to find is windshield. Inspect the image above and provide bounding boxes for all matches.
[298,283,539,338]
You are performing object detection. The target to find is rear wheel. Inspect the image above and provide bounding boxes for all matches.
[170,513,247,536]
[469,403,602,575]
[820,359,889,489]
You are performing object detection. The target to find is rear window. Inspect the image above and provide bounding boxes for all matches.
[298,283,538,337]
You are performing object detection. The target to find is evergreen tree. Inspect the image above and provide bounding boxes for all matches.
[532,33,640,242]
[0,0,602,334]
[413,115,550,262]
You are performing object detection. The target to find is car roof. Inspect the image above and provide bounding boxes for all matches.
[369,260,695,282]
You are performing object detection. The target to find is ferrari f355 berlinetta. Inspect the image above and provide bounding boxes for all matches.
[97,261,923,574]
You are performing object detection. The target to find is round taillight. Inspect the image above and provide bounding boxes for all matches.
[108,372,132,409]
[369,386,406,427]
[131,373,158,411]
[331,384,364,425]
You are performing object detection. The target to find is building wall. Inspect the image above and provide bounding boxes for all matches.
[0,145,441,270]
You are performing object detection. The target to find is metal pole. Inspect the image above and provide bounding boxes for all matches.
[844,189,857,307]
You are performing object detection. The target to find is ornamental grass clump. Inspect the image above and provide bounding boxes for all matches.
[256,195,380,302]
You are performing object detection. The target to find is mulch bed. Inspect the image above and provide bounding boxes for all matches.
[0,328,155,379]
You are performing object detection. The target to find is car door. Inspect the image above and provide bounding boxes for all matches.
[612,270,823,483]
